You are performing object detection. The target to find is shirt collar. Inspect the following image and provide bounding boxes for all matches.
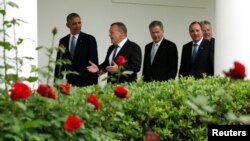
[154,37,164,46]
[117,37,128,47]
[193,37,203,46]
[71,34,79,39]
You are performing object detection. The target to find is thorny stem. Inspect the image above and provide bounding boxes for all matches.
[46,33,56,86]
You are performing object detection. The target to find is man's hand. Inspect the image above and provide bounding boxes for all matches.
[106,61,118,72]
[87,61,99,73]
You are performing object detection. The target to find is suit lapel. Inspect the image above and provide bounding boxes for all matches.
[194,39,206,61]
[115,40,129,58]
[187,42,193,64]
[151,39,165,64]
[148,42,154,65]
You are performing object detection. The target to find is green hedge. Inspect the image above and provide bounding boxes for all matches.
[1,76,250,141]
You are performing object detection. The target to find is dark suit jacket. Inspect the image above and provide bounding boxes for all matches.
[142,38,178,82]
[99,39,142,83]
[209,37,215,48]
[179,39,214,79]
[54,32,98,86]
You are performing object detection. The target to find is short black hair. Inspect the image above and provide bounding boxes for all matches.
[66,13,80,22]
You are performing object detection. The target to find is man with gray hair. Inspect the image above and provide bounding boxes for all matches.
[200,20,215,47]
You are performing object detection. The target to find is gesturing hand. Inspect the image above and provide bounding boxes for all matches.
[87,61,99,73]
[106,61,118,72]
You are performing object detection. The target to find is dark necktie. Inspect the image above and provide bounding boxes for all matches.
[192,43,198,63]
[112,45,119,61]
[70,36,76,58]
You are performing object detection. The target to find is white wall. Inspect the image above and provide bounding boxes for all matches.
[38,0,215,83]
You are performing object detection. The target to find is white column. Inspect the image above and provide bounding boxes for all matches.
[215,0,250,78]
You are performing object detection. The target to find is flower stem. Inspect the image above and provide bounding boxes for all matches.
[2,0,8,96]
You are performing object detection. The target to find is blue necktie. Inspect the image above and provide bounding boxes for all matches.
[70,36,76,58]
[192,43,198,63]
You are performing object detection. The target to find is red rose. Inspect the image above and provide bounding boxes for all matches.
[55,83,70,95]
[64,115,83,132]
[61,83,70,94]
[115,55,127,66]
[224,61,246,79]
[114,85,128,98]
[144,131,160,141]
[87,94,101,109]
[10,82,32,101]
[37,84,56,99]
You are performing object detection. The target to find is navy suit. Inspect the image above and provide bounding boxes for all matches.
[143,38,178,82]
[179,39,214,79]
[54,32,98,86]
[210,38,215,48]
[99,39,142,83]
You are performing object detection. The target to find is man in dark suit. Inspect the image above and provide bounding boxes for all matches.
[87,22,142,83]
[54,13,98,86]
[179,21,214,79]
[200,20,215,48]
[142,20,178,82]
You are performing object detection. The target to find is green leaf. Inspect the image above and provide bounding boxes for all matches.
[0,41,13,50]
[0,9,6,16]
[225,112,238,121]
[23,56,34,60]
[237,115,250,123]
[7,1,19,8]
[122,70,133,76]
[35,46,43,50]
[15,102,27,111]
[17,38,24,45]
[25,76,38,82]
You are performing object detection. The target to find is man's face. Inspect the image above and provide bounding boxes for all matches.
[109,25,123,45]
[150,26,164,43]
[202,24,213,41]
[189,23,203,43]
[67,17,81,35]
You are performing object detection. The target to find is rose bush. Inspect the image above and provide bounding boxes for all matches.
[2,75,250,140]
